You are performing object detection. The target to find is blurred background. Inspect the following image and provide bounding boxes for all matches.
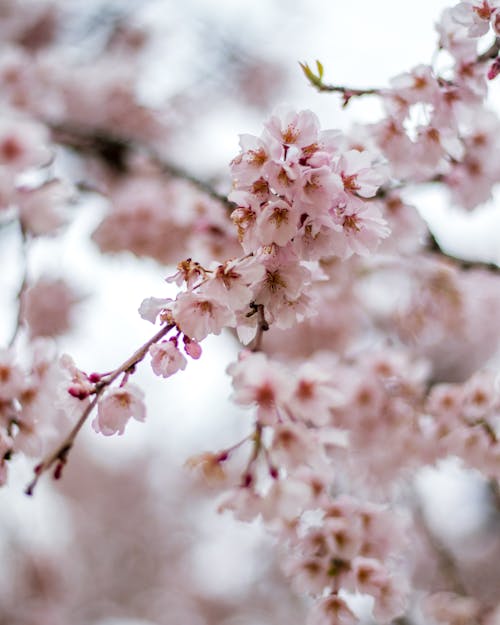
[1,1,499,624]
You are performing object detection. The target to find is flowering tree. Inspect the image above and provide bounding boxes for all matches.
[1,1,500,624]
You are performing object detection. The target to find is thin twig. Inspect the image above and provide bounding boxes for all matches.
[314,83,380,99]
[25,323,172,495]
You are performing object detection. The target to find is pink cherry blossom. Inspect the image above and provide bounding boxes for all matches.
[149,340,187,378]
[92,383,146,436]
[264,107,320,148]
[173,291,235,341]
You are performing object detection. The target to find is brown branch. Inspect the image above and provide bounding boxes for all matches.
[487,478,500,513]
[426,230,500,274]
[25,323,172,495]
[248,303,269,352]
[314,83,380,99]
[49,122,233,208]
[299,61,380,105]
[8,224,29,347]
[477,36,500,62]
[303,37,500,102]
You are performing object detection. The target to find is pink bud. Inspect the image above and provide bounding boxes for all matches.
[68,385,90,400]
[53,461,64,480]
[487,58,500,80]
[242,472,253,488]
[184,336,202,359]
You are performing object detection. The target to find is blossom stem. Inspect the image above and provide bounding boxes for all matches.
[250,304,269,352]
[25,323,173,495]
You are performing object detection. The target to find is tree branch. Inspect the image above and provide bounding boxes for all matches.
[49,122,233,208]
[248,303,269,352]
[25,323,172,495]
[426,230,500,274]
[8,224,29,347]
[477,36,500,62]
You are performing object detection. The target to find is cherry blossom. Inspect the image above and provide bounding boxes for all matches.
[149,340,187,378]
[2,3,500,625]
[92,383,146,436]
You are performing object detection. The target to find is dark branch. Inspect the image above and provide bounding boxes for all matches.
[49,122,233,208]
[426,231,500,274]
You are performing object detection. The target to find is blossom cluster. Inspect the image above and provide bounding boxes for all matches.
[229,108,389,259]
[2,1,500,624]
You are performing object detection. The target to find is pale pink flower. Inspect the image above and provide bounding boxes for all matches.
[333,149,386,198]
[0,348,24,401]
[298,165,343,213]
[252,252,313,325]
[257,199,299,246]
[451,0,498,37]
[372,117,415,179]
[166,259,205,288]
[21,278,78,338]
[149,340,187,378]
[323,516,363,561]
[229,195,261,253]
[379,192,428,254]
[228,351,291,425]
[183,337,202,359]
[16,179,69,237]
[390,65,440,106]
[264,148,300,199]
[93,383,146,436]
[92,175,198,264]
[436,8,478,60]
[173,291,235,341]
[218,487,265,522]
[0,114,51,172]
[260,477,315,522]
[371,576,407,622]
[202,256,265,310]
[330,199,390,259]
[230,133,280,186]
[271,422,318,469]
[285,557,330,595]
[288,363,343,426]
[264,107,320,148]
[60,354,94,401]
[138,297,173,324]
[307,595,357,625]
[424,592,481,625]
[351,557,388,595]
